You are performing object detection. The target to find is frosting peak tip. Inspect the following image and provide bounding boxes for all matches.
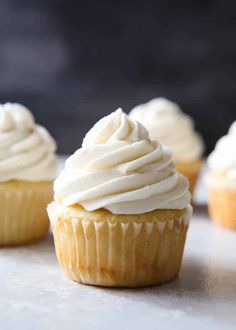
[114,107,123,114]
[82,107,150,147]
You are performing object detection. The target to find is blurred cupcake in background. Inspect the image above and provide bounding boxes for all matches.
[207,122,236,230]
[0,103,57,245]
[48,108,192,288]
[129,98,204,194]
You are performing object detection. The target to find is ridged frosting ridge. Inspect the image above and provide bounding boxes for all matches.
[129,98,204,162]
[0,103,57,182]
[208,121,236,179]
[55,109,191,214]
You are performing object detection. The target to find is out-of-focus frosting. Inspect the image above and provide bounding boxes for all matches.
[55,109,191,214]
[129,98,204,162]
[0,103,57,182]
[207,121,236,180]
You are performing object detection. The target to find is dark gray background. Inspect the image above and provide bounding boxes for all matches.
[0,0,235,154]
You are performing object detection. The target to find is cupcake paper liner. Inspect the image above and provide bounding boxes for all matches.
[207,174,236,230]
[48,204,192,287]
[0,182,53,246]
[175,159,202,195]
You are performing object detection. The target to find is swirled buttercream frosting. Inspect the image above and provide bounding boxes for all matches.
[0,103,57,182]
[55,109,190,214]
[208,121,236,180]
[129,98,204,162]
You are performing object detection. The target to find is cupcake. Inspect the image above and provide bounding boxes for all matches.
[48,109,192,287]
[0,103,57,245]
[207,122,236,230]
[129,98,204,194]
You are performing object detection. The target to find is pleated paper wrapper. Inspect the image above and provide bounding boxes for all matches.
[0,182,53,246]
[207,173,236,230]
[48,203,192,287]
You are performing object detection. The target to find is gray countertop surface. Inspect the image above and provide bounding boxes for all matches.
[0,160,235,330]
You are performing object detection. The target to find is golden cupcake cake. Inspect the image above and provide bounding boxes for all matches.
[129,98,204,194]
[48,109,192,287]
[207,122,236,230]
[0,103,57,245]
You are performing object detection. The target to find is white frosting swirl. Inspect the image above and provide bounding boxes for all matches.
[55,109,190,214]
[129,98,204,162]
[208,121,236,180]
[0,103,57,182]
